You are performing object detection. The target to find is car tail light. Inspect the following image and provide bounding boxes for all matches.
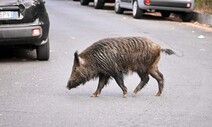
[144,0,151,5]
[32,28,41,36]
[186,2,191,8]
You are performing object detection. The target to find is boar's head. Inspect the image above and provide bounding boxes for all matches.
[67,51,91,90]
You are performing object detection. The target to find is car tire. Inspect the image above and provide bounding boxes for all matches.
[94,0,105,9]
[81,0,90,5]
[115,0,124,14]
[181,12,193,22]
[132,0,143,19]
[36,39,50,61]
[161,11,171,18]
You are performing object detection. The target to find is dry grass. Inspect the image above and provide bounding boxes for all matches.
[195,0,212,14]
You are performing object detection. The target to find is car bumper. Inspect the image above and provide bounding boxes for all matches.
[0,26,42,39]
[138,1,194,12]
[0,19,46,45]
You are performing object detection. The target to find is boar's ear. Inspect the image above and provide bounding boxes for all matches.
[74,51,80,66]
[74,51,86,66]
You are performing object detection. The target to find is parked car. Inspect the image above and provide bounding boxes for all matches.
[114,0,195,21]
[81,0,115,9]
[0,0,50,60]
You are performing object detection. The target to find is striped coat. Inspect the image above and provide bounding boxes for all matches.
[67,37,175,97]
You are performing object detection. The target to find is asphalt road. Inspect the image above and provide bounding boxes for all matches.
[1,0,212,126]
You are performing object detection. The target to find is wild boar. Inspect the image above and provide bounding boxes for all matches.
[67,37,175,97]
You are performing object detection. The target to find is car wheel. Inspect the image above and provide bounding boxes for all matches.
[132,0,143,19]
[36,39,50,61]
[181,12,193,22]
[115,0,124,14]
[161,11,171,18]
[94,0,105,9]
[81,0,90,5]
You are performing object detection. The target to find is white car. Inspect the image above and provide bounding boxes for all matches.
[115,0,195,21]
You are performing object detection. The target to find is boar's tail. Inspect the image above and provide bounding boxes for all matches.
[161,49,175,55]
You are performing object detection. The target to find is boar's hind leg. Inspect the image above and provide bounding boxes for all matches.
[91,74,110,97]
[149,66,164,96]
[113,74,128,98]
[133,72,150,95]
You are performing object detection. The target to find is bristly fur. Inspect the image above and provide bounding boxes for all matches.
[67,37,175,97]
[78,37,161,76]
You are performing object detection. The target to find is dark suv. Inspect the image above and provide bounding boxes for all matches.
[0,0,50,60]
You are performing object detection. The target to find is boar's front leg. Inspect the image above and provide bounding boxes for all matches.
[91,74,110,97]
[113,73,128,98]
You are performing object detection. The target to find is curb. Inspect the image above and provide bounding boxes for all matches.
[192,12,212,26]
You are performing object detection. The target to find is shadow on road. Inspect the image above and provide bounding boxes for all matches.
[0,46,37,62]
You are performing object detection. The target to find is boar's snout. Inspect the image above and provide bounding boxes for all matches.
[66,79,81,90]
[67,80,77,90]
[66,80,72,90]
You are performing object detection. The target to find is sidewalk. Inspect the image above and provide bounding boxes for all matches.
[192,12,212,26]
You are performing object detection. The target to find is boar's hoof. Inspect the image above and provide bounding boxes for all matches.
[156,92,161,96]
[91,93,99,97]
[132,92,137,97]
[133,89,139,96]
[123,93,128,98]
